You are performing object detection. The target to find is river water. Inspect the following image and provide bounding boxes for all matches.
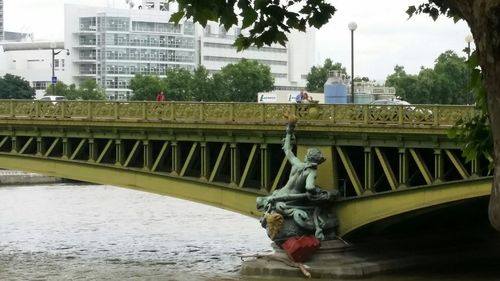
[1,183,500,281]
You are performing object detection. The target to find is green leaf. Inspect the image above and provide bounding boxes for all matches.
[406,6,417,18]
[169,11,185,24]
[241,7,258,29]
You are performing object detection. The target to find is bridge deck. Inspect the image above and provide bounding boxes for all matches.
[0,100,490,236]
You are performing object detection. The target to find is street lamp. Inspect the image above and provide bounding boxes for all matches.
[348,21,357,103]
[464,34,473,60]
[51,44,70,96]
[464,34,474,104]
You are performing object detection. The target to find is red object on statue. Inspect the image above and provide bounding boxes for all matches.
[281,235,321,263]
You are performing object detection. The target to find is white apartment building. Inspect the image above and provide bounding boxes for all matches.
[0,41,70,99]
[198,22,315,91]
[65,3,196,100]
[0,2,316,101]
[64,2,315,100]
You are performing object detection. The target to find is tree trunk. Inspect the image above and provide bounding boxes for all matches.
[457,1,500,230]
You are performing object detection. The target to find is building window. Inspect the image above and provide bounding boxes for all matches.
[32,81,50,90]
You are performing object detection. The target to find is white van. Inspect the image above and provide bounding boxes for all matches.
[39,96,66,102]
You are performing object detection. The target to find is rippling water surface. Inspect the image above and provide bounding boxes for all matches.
[2,183,500,281]
[0,183,272,281]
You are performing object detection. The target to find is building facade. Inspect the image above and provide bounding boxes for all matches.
[65,3,196,100]
[0,41,70,99]
[0,2,316,101]
[64,2,315,100]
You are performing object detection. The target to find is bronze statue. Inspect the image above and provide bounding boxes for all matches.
[256,114,338,245]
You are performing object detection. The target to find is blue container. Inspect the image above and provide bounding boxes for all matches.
[324,82,348,104]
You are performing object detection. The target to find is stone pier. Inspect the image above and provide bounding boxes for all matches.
[0,170,63,185]
[241,228,500,279]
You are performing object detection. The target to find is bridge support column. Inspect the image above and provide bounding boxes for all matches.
[11,136,19,153]
[62,138,71,159]
[434,149,443,183]
[171,141,180,175]
[398,148,409,188]
[143,140,152,171]
[364,147,374,192]
[88,138,97,163]
[36,137,45,156]
[115,140,125,166]
[471,157,480,177]
[260,144,270,191]
[230,143,240,187]
[200,142,209,181]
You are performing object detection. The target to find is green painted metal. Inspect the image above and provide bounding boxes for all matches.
[0,100,491,237]
[374,147,398,191]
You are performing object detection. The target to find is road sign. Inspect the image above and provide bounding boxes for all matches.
[52,76,57,84]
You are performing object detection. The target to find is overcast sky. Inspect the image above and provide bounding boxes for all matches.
[4,0,472,82]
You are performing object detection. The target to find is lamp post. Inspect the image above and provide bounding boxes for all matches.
[348,21,357,104]
[51,45,70,96]
[464,34,473,104]
[465,34,473,60]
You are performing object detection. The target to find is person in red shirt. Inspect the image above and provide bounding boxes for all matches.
[156,91,166,102]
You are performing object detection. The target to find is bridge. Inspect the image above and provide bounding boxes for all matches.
[0,100,492,237]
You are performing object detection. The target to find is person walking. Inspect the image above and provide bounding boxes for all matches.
[156,91,166,102]
[295,91,304,103]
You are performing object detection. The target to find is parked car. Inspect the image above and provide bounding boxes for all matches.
[38,96,66,102]
[369,99,433,123]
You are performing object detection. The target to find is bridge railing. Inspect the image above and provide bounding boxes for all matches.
[0,100,477,127]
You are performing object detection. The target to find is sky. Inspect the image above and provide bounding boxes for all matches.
[4,0,473,82]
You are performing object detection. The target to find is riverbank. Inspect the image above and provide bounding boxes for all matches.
[0,170,63,185]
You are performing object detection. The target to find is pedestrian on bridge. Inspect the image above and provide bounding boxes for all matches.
[156,91,166,102]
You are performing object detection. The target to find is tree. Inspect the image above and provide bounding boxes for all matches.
[431,51,469,104]
[0,74,35,99]
[408,2,500,230]
[385,52,468,104]
[45,81,70,97]
[129,74,165,101]
[306,59,346,93]
[76,79,106,100]
[385,65,418,101]
[191,65,217,102]
[216,59,274,102]
[175,0,500,231]
[164,68,194,101]
[168,0,336,50]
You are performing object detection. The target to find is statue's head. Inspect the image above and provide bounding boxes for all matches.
[305,148,326,165]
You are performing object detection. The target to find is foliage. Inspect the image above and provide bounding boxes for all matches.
[164,68,195,101]
[306,59,346,92]
[46,81,71,97]
[75,79,106,100]
[385,51,468,104]
[49,80,105,100]
[128,61,274,102]
[406,2,463,22]
[168,0,336,50]
[215,59,274,102]
[385,65,418,101]
[448,50,494,171]
[0,74,35,99]
[191,65,215,102]
[129,74,165,101]
[406,1,494,172]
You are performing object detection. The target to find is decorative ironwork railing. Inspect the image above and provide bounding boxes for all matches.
[0,100,477,127]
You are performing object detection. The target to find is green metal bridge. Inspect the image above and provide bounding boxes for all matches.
[0,100,492,237]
